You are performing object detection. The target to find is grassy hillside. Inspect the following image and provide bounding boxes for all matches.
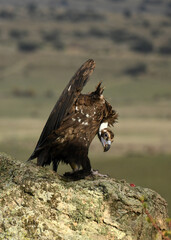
[0,1,171,214]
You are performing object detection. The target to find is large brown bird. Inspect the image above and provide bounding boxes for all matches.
[28,59,118,179]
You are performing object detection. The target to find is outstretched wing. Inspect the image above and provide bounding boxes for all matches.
[28,59,95,160]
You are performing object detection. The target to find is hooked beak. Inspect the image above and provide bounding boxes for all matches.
[101,138,111,152]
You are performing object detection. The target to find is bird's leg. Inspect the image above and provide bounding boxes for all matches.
[70,162,80,172]
[63,160,80,176]
[64,157,91,180]
[52,159,60,172]
[81,156,91,175]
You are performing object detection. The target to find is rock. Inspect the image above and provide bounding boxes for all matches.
[0,153,169,240]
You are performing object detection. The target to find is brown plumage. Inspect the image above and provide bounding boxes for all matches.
[28,59,118,179]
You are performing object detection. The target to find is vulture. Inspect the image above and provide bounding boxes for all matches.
[28,59,118,179]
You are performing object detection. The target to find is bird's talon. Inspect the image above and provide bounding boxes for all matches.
[63,170,91,180]
[91,169,109,178]
[63,171,74,177]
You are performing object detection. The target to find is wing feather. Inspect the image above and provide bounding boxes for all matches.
[28,59,95,160]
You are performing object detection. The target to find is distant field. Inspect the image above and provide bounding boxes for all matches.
[0,116,170,157]
[0,4,171,118]
[0,51,171,120]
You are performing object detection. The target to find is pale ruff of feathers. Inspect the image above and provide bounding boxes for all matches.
[99,122,108,135]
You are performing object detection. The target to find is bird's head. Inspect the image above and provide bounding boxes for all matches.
[98,123,114,152]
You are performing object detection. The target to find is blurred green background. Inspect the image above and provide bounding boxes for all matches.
[0,0,171,214]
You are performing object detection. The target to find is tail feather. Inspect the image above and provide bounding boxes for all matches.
[27,152,37,161]
[37,150,51,167]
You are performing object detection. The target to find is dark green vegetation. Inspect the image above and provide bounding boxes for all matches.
[0,0,170,214]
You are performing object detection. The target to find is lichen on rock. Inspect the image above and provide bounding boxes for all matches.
[0,153,169,240]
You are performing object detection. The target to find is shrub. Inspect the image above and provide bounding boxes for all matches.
[165,11,171,18]
[9,29,28,39]
[110,29,141,43]
[27,3,37,15]
[158,43,171,55]
[130,38,154,53]
[110,29,132,43]
[138,4,147,12]
[110,0,125,1]
[73,31,86,38]
[53,40,65,50]
[153,93,171,101]
[142,19,150,28]
[45,90,54,98]
[124,63,147,76]
[18,40,40,52]
[160,20,171,27]
[12,88,35,98]
[41,30,60,42]
[142,0,162,4]
[150,29,161,37]
[56,11,105,22]
[0,9,15,19]
[88,28,108,38]
[167,2,171,8]
[123,9,132,18]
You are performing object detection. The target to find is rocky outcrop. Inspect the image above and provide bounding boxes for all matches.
[0,153,169,240]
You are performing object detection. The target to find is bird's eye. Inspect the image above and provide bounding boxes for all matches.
[104,133,108,138]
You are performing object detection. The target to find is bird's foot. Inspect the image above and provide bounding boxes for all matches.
[63,170,91,180]
[63,169,109,181]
